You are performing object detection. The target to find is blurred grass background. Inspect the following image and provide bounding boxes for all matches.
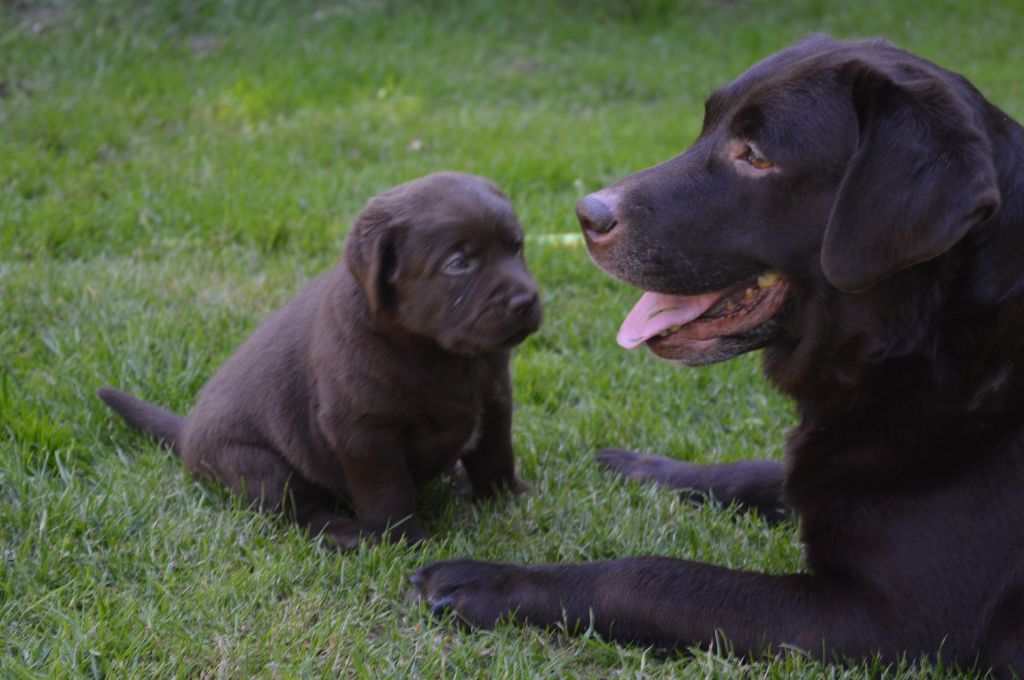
[2,1,1020,677]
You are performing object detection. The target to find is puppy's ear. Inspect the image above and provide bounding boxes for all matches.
[821,62,1000,292]
[344,205,400,314]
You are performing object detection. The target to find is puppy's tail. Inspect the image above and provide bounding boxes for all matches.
[97,386,185,455]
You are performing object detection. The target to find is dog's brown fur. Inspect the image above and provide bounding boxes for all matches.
[100,172,541,549]
[413,37,1024,676]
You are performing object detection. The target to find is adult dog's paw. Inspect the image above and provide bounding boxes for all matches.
[410,560,525,629]
[598,447,688,485]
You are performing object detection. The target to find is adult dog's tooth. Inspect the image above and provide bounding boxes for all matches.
[757,272,781,289]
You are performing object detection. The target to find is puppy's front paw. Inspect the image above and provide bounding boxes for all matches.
[320,517,430,551]
[471,475,531,502]
[410,560,525,629]
[386,518,431,548]
[509,476,531,497]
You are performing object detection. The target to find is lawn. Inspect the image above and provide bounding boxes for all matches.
[2,1,1021,677]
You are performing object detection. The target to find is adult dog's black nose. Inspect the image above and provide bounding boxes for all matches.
[576,194,617,236]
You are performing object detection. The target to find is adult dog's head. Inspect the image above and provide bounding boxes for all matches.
[578,35,1024,385]
[346,172,541,355]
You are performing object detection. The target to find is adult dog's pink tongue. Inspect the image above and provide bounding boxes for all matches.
[617,290,724,349]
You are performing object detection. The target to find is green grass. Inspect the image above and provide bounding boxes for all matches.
[2,1,1020,677]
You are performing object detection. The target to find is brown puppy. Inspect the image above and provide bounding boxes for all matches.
[99,172,541,549]
[413,38,1024,676]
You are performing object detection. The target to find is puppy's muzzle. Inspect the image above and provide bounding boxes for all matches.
[508,291,540,317]
[499,283,541,343]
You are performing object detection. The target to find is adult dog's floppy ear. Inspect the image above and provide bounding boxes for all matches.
[345,203,401,314]
[821,61,1000,293]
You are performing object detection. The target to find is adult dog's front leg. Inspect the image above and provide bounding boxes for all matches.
[599,449,790,520]
[411,557,887,661]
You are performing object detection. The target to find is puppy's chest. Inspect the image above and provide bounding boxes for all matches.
[410,401,484,458]
[404,388,489,476]
[393,360,502,474]
[460,413,484,453]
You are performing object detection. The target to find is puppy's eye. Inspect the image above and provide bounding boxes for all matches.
[742,143,774,171]
[513,238,523,255]
[443,252,475,275]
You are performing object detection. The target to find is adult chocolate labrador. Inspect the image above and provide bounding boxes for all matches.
[412,37,1024,675]
[100,172,540,549]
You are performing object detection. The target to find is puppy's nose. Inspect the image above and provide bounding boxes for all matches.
[508,291,539,316]
[576,193,617,236]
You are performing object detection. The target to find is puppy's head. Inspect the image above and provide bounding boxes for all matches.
[577,35,1002,367]
[345,172,541,355]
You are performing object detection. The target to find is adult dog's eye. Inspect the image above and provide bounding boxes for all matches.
[443,252,475,275]
[742,143,774,171]
[513,238,524,255]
